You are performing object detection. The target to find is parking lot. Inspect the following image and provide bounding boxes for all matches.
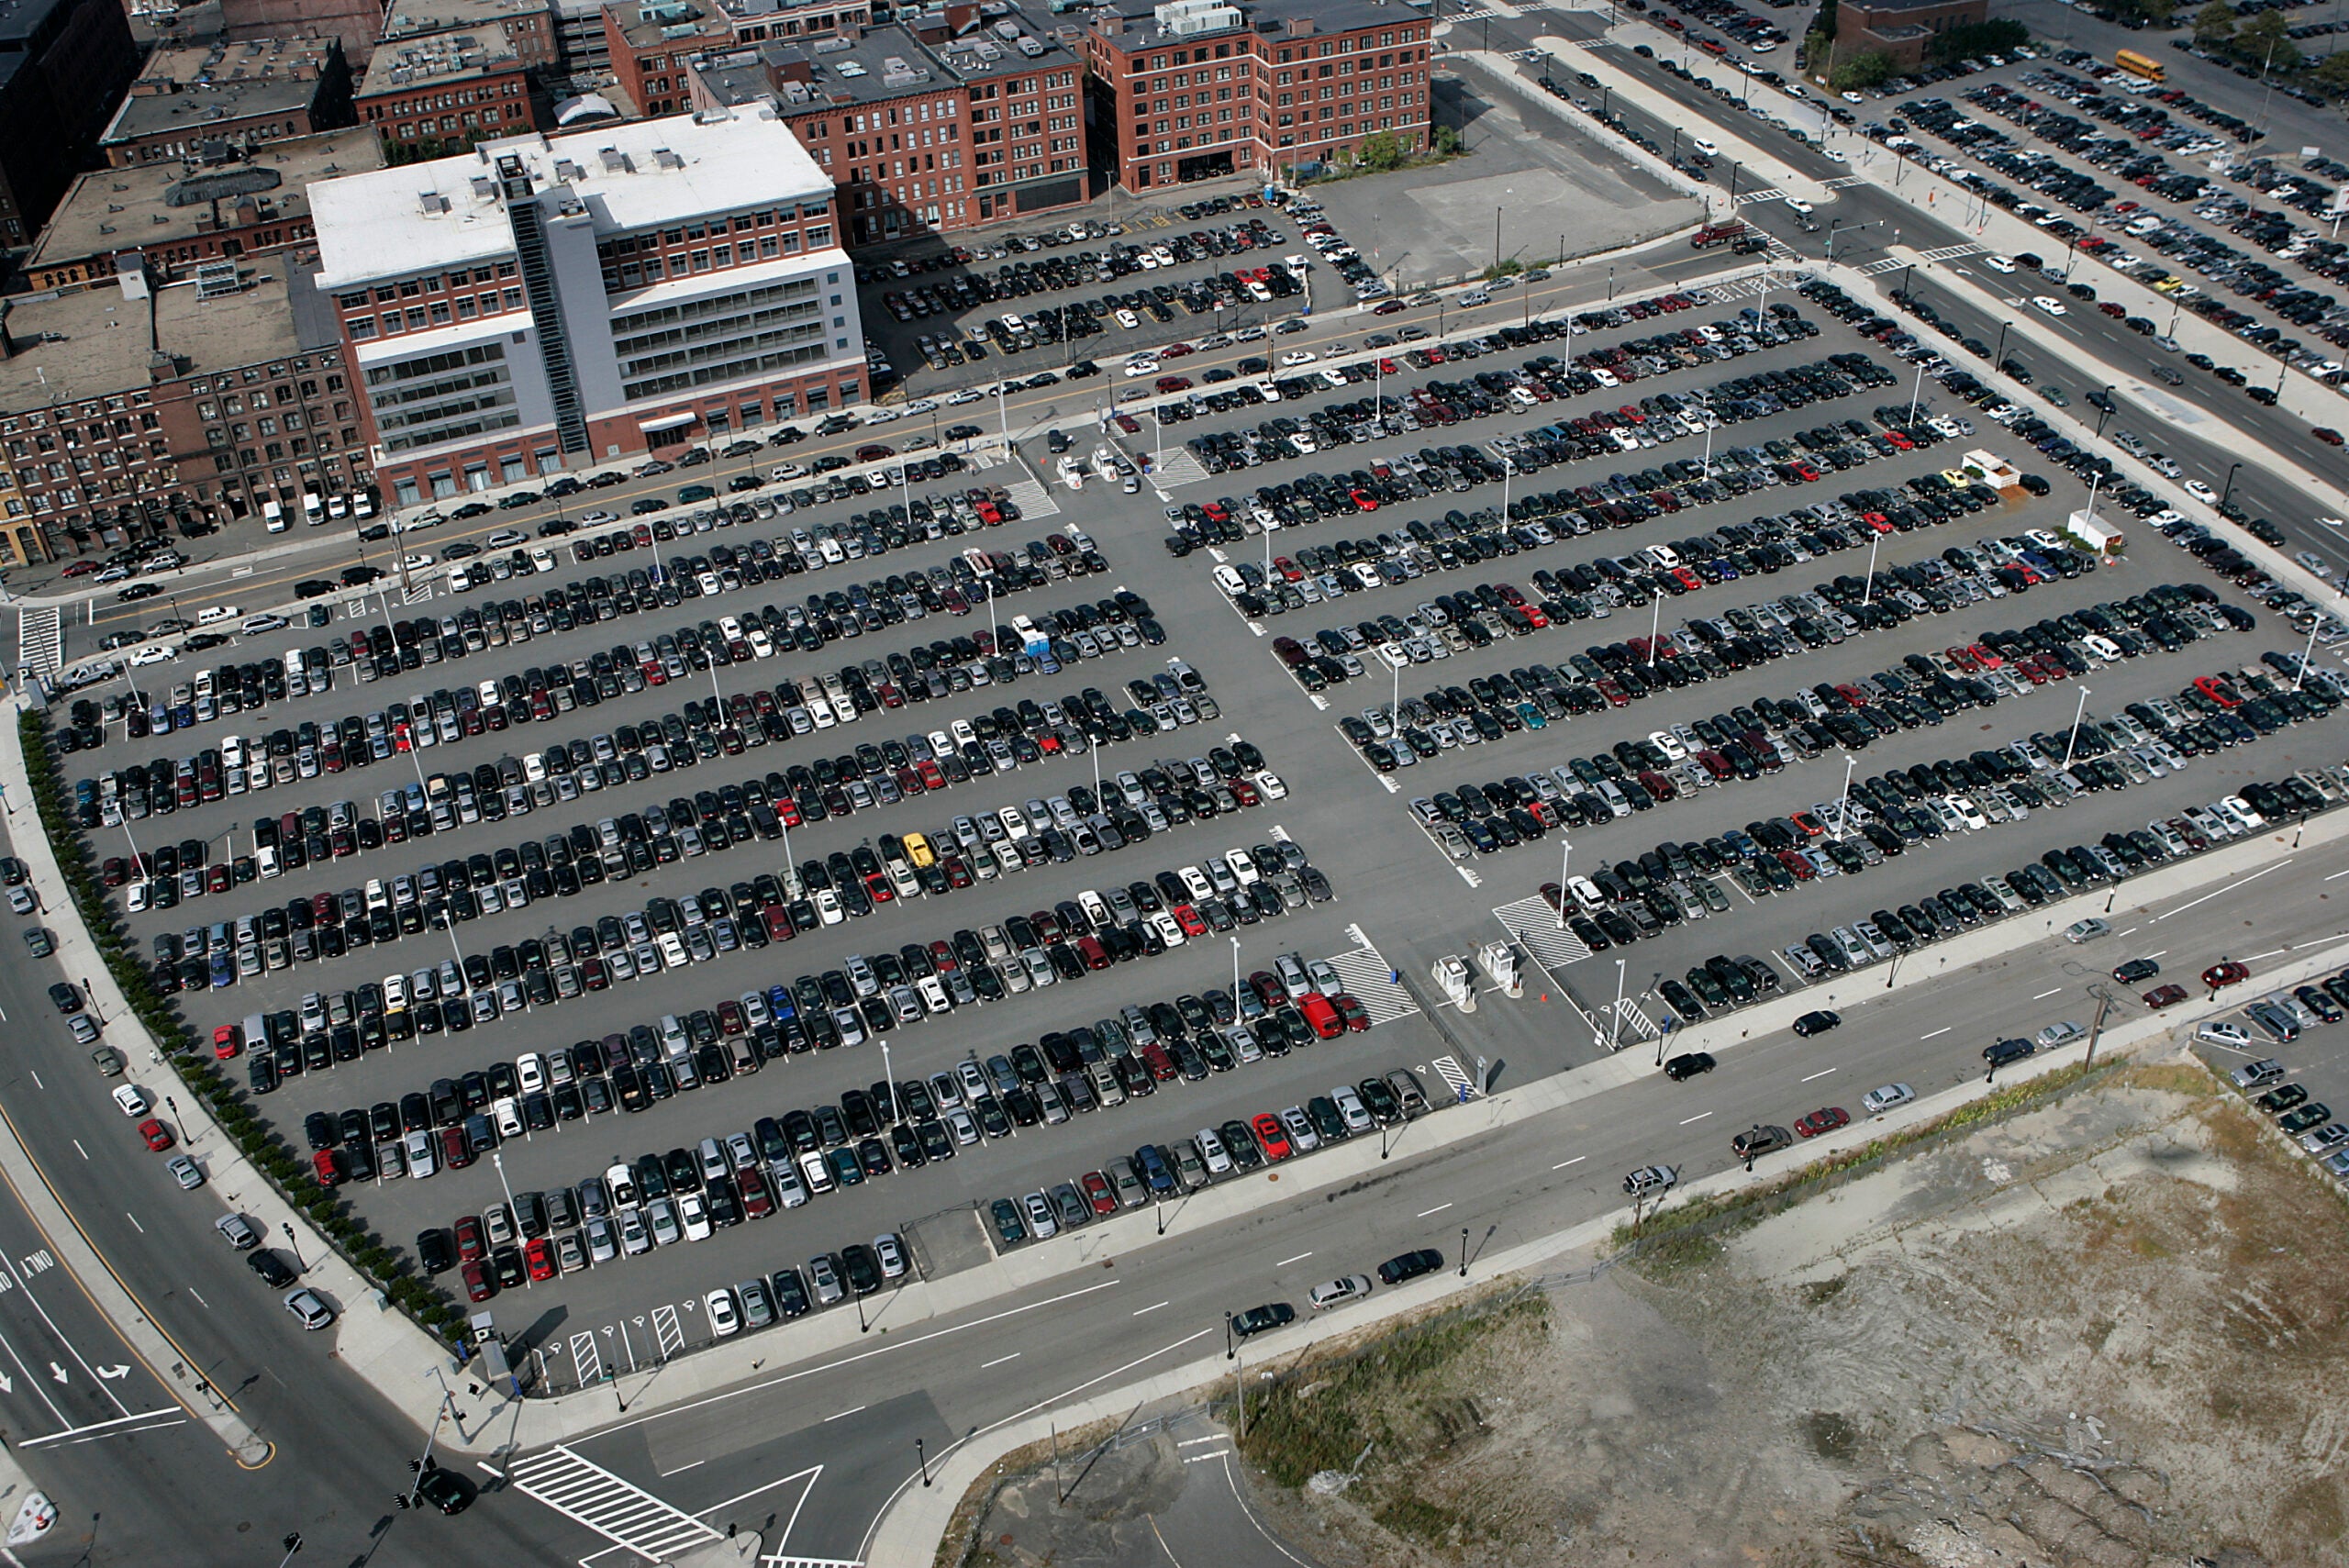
[50,244,2349,1371]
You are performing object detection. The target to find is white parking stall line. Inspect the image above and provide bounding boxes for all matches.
[508,1447,723,1562]
[1148,448,1210,488]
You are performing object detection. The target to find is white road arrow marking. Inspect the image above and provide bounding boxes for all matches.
[0,1371,16,1393]
[48,1363,65,1383]
[95,1366,128,1381]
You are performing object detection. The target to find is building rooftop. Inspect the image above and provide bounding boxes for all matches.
[308,103,835,289]
[610,0,731,50]
[127,0,228,50]
[358,17,526,95]
[380,0,549,39]
[929,1,1075,80]
[763,27,957,110]
[99,35,341,151]
[28,130,384,279]
[0,253,312,410]
[1090,0,1403,54]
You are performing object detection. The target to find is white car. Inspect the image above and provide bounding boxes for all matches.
[2031,295,2066,317]
[239,614,288,636]
[1123,358,1161,378]
[1821,148,1847,163]
[128,644,176,668]
[1692,138,1718,157]
[706,1286,742,1337]
[1861,1083,1915,1116]
[1783,197,1814,215]
[874,1231,909,1279]
[675,1191,712,1240]
[1278,349,1319,367]
[111,1084,151,1117]
[1983,255,2017,274]
[2183,479,2218,504]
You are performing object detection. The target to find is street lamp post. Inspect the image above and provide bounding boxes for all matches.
[1993,319,2011,370]
[2220,460,2243,510]
[917,1438,930,1488]
[1610,958,1627,1053]
[1861,527,1882,606]
[1835,754,1857,840]
[1458,1226,1469,1278]
[282,1221,302,1271]
[2061,685,2092,770]
[1224,1310,1235,1360]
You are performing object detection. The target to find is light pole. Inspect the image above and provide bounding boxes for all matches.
[282,1221,302,1271]
[1835,754,1856,840]
[2061,686,2092,770]
[1224,1309,1235,1360]
[1861,526,1882,606]
[1230,935,1241,999]
[1458,1226,1469,1277]
[1557,837,1571,929]
[490,1152,525,1284]
[1610,958,1627,1053]
[2094,386,2115,439]
[2220,461,2243,510]
[917,1437,930,1487]
[881,1036,897,1123]
[1992,319,2010,370]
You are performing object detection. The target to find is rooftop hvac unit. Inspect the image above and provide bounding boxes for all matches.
[653,147,685,168]
[1163,5,1239,32]
[417,189,451,213]
[810,34,852,50]
[1016,35,1043,54]
[195,261,240,298]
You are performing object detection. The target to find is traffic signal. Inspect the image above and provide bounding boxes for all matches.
[282,1533,303,1553]
[395,1494,411,1511]
[408,1459,423,1474]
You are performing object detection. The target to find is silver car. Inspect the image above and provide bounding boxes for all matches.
[807,1252,845,1305]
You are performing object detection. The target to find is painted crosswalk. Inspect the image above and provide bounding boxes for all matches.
[1001,476,1061,520]
[1322,934,1419,1025]
[1857,256,1908,275]
[651,1302,685,1360]
[507,1447,723,1562]
[1734,188,1787,206]
[1493,895,1594,974]
[1917,242,1983,262]
[1823,174,1866,190]
[17,606,59,677]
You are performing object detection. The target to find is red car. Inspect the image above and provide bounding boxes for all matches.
[524,1238,559,1282]
[2202,961,2252,989]
[1794,1106,1850,1139]
[1173,904,1208,938]
[1332,993,1372,1033]
[139,1118,174,1152]
[1080,1171,1119,1217]
[311,1148,343,1184]
[462,1260,495,1303]
[453,1215,487,1262]
[2143,984,2189,1009]
[1250,1112,1293,1162]
[211,1024,241,1059]
[2315,427,2343,446]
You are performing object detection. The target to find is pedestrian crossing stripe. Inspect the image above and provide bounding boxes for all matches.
[1430,1054,1478,1100]
[1322,940,1419,1025]
[17,606,60,677]
[1148,447,1211,488]
[508,1446,722,1561]
[1491,895,1591,973]
[1917,242,1982,261]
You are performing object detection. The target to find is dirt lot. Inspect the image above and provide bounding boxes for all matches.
[949,1055,2349,1567]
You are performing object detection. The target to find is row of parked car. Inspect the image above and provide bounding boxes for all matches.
[406,951,1392,1300]
[2220,1049,2349,1184]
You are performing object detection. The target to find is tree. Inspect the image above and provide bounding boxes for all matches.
[2318,49,2349,88]
[1829,50,1897,92]
[1354,129,1407,172]
[1815,0,1837,38]
[1431,125,1464,156]
[1931,17,2030,64]
[2193,0,2235,42]
[2235,8,2299,69]
[2110,0,2174,25]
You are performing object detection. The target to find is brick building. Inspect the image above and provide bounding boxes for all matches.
[0,0,143,245]
[382,0,558,71]
[1829,0,1987,72]
[97,32,353,166]
[691,1,1088,244]
[1083,0,1431,192]
[603,0,732,116]
[0,253,373,562]
[354,20,538,159]
[308,106,864,506]
[25,128,382,292]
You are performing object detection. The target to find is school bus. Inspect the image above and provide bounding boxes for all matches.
[2114,50,2165,83]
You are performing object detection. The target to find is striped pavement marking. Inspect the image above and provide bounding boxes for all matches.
[507,1446,723,1562]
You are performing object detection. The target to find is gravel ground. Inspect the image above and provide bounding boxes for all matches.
[1214,1053,2341,1566]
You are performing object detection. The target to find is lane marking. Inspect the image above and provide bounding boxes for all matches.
[823,1405,866,1422]
[2032,987,2061,999]
[1274,1251,1313,1268]
[123,1213,141,1234]
[1920,1027,1951,1040]
[1679,1111,1713,1125]
[980,1352,1021,1369]
[2246,948,2289,962]
[657,1459,705,1477]
[1132,1301,1167,1316]
[1415,1202,1453,1218]
[2324,866,2349,882]
[1552,1155,1586,1171]
[2156,857,2290,920]
[1800,1066,1837,1082]
[1176,1436,1226,1448]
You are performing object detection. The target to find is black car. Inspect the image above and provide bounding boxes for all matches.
[415,1229,455,1274]
[2113,958,2161,985]
[840,1242,884,1296]
[1230,1302,1297,1339]
[413,1464,478,1515]
[1663,1051,1715,1080]
[1791,1010,1841,1037]
[1375,1248,1444,1285]
[47,982,80,1014]
[1983,1038,2035,1069]
[247,1249,298,1288]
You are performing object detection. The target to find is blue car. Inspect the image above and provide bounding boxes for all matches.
[208,950,236,988]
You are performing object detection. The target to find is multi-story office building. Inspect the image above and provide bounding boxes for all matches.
[309,106,863,506]
[1083,0,1431,193]
[353,20,539,158]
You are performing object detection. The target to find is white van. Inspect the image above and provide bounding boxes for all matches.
[303,494,324,525]
[262,498,286,533]
[195,605,239,627]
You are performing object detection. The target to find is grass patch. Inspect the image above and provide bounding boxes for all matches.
[1612,1060,2111,1270]
[1236,1291,1550,1490]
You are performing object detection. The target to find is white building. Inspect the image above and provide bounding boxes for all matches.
[309,104,864,506]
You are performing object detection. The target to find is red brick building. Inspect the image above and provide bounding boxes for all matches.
[97,33,352,167]
[355,21,537,158]
[1083,0,1431,192]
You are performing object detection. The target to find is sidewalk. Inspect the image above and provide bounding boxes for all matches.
[868,904,2349,1565]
